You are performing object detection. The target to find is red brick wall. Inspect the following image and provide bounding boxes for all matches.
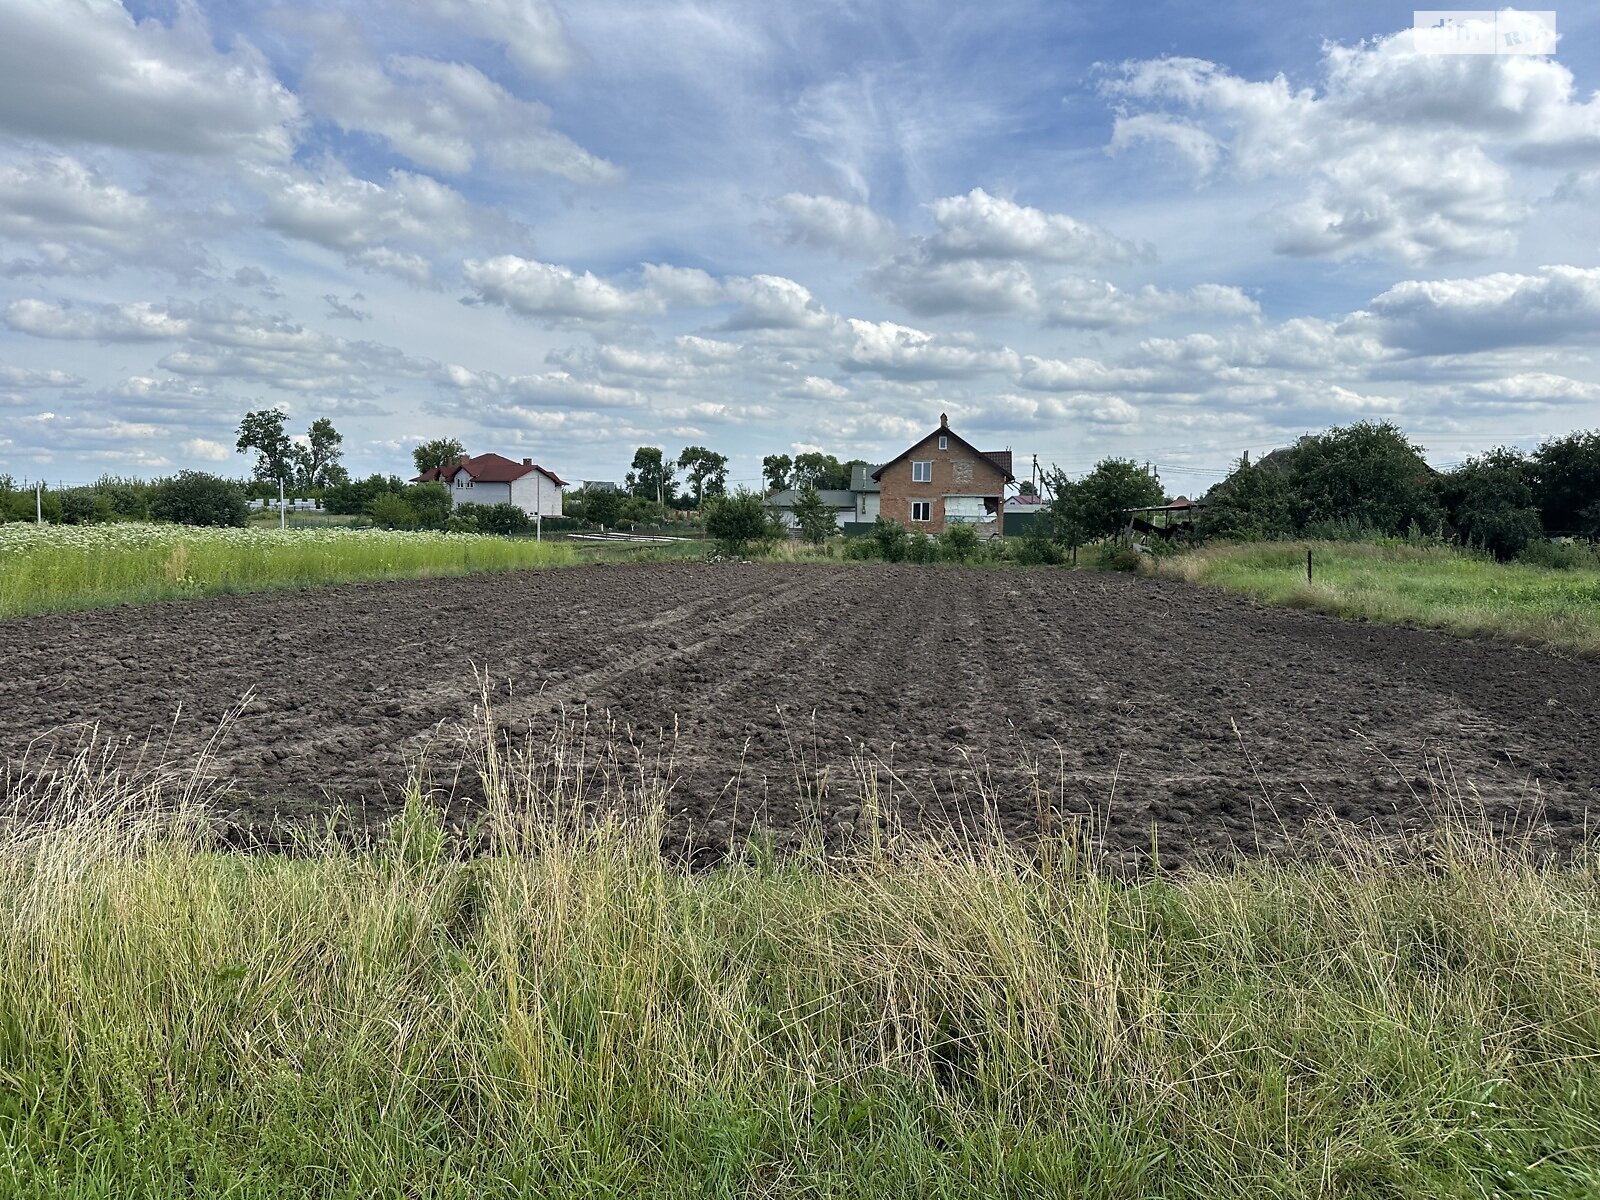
[877,431,1008,535]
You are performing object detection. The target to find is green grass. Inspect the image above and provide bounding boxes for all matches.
[1159,540,1600,656]
[2,722,1598,1198]
[0,522,574,618]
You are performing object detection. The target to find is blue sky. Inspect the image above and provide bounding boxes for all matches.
[1,0,1598,493]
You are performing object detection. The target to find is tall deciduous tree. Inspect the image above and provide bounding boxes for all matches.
[626,447,676,504]
[1044,459,1165,542]
[1444,448,1543,560]
[1531,430,1600,534]
[1285,421,1442,536]
[235,409,295,483]
[294,417,347,489]
[762,454,792,492]
[413,437,466,477]
[677,446,729,506]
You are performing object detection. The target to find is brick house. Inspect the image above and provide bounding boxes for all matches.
[871,414,1015,536]
[413,452,567,518]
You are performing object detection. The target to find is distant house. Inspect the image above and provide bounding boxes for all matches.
[849,463,880,523]
[413,453,567,518]
[765,487,857,532]
[872,414,1015,536]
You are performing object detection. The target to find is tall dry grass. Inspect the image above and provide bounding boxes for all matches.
[1,706,1598,1197]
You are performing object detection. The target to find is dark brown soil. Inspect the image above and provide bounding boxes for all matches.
[2,563,1596,866]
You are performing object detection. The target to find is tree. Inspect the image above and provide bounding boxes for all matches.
[677,446,729,507]
[1044,458,1164,542]
[581,485,624,528]
[413,437,466,477]
[626,447,676,504]
[790,485,837,545]
[150,472,249,527]
[1017,479,1038,497]
[235,409,295,483]
[762,454,792,492]
[791,451,852,490]
[1285,421,1442,537]
[1201,456,1295,540]
[1444,449,1543,560]
[404,482,453,528]
[367,493,419,530]
[1530,430,1600,534]
[293,417,346,489]
[703,489,770,554]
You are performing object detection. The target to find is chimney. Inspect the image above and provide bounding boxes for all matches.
[939,412,949,428]
[523,457,532,467]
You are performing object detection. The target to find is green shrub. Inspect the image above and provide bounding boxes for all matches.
[460,503,534,537]
[842,536,878,561]
[871,517,907,563]
[703,489,770,554]
[366,493,420,530]
[905,531,936,564]
[1100,545,1145,572]
[403,482,453,529]
[58,489,110,525]
[939,522,980,562]
[1010,534,1068,565]
[149,472,249,527]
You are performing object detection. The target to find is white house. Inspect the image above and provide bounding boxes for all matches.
[413,453,566,518]
[764,487,857,533]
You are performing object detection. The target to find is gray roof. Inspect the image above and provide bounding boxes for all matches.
[849,464,881,493]
[766,488,856,508]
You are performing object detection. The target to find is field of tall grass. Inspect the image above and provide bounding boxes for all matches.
[0,523,574,618]
[1159,540,1600,656]
[2,713,1597,1198]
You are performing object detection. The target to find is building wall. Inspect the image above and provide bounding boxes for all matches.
[768,501,855,530]
[449,477,512,508]
[856,493,880,522]
[510,471,564,518]
[876,432,1008,535]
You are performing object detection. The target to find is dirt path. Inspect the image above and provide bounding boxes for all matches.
[2,563,1596,865]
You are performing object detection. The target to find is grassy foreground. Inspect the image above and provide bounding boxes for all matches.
[2,727,1598,1199]
[1159,540,1600,655]
[0,523,574,617]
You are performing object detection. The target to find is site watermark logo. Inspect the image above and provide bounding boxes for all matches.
[1414,10,1557,54]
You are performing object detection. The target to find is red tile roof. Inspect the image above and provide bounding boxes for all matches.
[413,453,567,487]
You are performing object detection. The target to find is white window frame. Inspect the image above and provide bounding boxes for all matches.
[938,435,948,450]
[912,460,933,483]
[465,478,474,488]
[910,500,931,522]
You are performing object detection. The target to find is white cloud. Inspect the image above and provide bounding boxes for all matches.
[258,162,498,285]
[181,437,231,460]
[1102,29,1600,264]
[924,188,1146,264]
[0,0,299,161]
[5,298,192,341]
[0,361,81,388]
[1045,278,1258,330]
[1353,265,1600,355]
[719,274,835,332]
[297,26,618,182]
[866,257,1038,317]
[464,255,658,320]
[840,319,1018,379]
[392,0,576,78]
[768,193,897,257]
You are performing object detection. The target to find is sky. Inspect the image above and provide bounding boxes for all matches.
[1,1,1598,494]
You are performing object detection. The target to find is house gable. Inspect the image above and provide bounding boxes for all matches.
[874,416,1014,536]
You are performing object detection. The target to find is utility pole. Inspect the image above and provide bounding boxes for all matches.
[536,471,543,542]
[35,482,42,524]
[279,477,286,530]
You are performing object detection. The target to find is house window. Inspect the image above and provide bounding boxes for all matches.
[465,478,474,488]
[911,501,931,522]
[455,477,465,489]
[938,436,948,450]
[912,460,932,483]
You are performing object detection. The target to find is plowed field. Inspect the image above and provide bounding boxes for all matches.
[3,562,1596,866]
